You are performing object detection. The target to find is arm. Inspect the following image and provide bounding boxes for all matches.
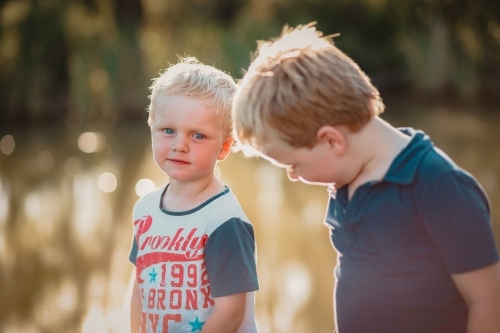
[201,292,247,333]
[130,279,142,333]
[451,262,500,333]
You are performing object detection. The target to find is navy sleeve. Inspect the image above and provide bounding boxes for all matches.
[204,218,259,297]
[129,237,137,265]
[421,170,499,274]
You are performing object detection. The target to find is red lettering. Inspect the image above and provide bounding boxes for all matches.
[167,228,185,251]
[160,263,167,287]
[187,264,197,287]
[134,215,153,242]
[201,263,209,286]
[148,313,159,332]
[161,236,171,249]
[186,234,208,258]
[162,314,181,333]
[148,289,156,309]
[171,264,184,287]
[199,234,208,248]
[201,286,214,308]
[157,289,166,310]
[140,312,147,333]
[189,236,200,249]
[140,236,152,250]
[170,289,182,309]
[135,253,204,284]
[147,287,207,312]
[186,289,198,310]
[150,236,162,250]
[182,228,198,251]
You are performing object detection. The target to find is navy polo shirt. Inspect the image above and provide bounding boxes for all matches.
[326,128,499,333]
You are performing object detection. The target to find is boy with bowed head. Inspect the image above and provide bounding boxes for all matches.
[232,24,500,333]
[129,57,259,333]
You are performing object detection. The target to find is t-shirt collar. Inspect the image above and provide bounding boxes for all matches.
[383,127,434,184]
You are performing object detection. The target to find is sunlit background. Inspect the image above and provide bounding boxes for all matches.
[1,0,499,332]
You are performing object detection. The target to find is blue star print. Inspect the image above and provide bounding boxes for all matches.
[188,317,205,332]
[149,267,158,283]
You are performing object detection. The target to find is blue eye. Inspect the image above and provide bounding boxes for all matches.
[164,128,174,134]
[193,133,205,139]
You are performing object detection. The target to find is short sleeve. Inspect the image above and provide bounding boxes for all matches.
[129,237,138,265]
[204,218,259,297]
[420,171,499,274]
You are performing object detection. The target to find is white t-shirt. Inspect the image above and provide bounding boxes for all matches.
[129,186,259,333]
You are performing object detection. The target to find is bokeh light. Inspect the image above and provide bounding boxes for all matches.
[203,43,223,63]
[89,69,109,90]
[0,135,15,155]
[273,262,312,331]
[24,192,42,221]
[37,150,54,171]
[98,172,117,193]
[78,132,106,153]
[134,178,156,197]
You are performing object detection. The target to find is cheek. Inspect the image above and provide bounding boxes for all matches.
[152,138,169,156]
[196,147,217,162]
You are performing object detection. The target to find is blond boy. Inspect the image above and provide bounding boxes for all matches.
[129,58,259,333]
[232,24,500,333]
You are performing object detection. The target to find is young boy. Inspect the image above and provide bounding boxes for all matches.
[232,24,500,333]
[129,58,259,333]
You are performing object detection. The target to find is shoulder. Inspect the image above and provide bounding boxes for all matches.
[413,147,489,211]
[211,188,250,222]
[415,146,479,188]
[133,186,165,214]
[418,146,459,176]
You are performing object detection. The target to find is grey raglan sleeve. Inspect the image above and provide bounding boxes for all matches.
[204,218,259,297]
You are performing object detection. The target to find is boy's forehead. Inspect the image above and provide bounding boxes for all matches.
[155,94,214,108]
[153,96,219,124]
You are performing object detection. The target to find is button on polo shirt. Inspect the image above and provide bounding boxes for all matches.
[325,128,499,333]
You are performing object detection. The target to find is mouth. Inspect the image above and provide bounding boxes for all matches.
[168,158,190,165]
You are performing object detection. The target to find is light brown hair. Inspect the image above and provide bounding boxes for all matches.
[232,23,384,149]
[148,57,237,138]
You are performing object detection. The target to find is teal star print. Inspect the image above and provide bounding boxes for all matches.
[188,317,205,331]
[149,268,158,283]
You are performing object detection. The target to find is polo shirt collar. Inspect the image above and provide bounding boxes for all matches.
[383,128,434,184]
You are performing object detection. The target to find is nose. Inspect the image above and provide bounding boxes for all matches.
[172,136,188,152]
[286,168,299,181]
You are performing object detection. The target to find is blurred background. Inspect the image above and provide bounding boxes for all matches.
[0,0,499,332]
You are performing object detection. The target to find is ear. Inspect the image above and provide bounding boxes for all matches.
[316,125,346,156]
[217,136,234,161]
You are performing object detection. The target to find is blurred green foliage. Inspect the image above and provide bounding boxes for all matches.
[0,0,499,128]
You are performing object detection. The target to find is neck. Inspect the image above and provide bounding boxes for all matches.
[346,117,410,198]
[163,175,225,212]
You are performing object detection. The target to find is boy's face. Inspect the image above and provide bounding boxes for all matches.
[151,95,232,182]
[259,131,342,186]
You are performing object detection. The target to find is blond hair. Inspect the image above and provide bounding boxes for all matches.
[232,23,384,149]
[148,57,237,138]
